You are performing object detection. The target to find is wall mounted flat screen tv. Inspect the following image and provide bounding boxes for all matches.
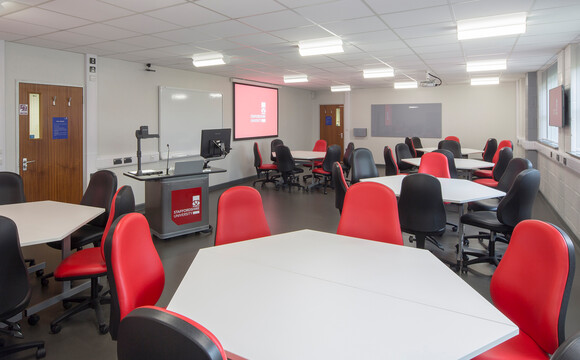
[549,85,564,127]
[233,82,278,140]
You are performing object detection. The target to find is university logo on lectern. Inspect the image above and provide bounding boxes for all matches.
[171,188,202,225]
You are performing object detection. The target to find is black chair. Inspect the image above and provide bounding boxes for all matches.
[274,145,304,192]
[432,149,458,178]
[311,144,341,194]
[468,157,532,212]
[350,148,378,184]
[412,137,424,157]
[473,147,513,187]
[252,142,278,188]
[482,138,498,162]
[553,332,580,360]
[383,146,400,176]
[332,162,348,214]
[394,143,415,171]
[461,169,541,270]
[270,138,284,162]
[405,137,417,158]
[342,142,354,178]
[438,139,462,158]
[398,174,446,250]
[0,216,46,359]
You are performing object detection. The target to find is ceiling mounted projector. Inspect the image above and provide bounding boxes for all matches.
[420,72,442,87]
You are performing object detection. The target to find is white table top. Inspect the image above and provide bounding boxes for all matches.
[168,230,517,360]
[403,157,495,170]
[0,200,105,247]
[417,147,484,156]
[273,150,326,161]
[361,175,505,203]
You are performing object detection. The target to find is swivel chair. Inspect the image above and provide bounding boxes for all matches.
[252,142,278,188]
[432,149,458,178]
[438,139,462,158]
[332,162,348,214]
[405,136,417,158]
[482,138,498,162]
[311,144,341,194]
[0,216,46,359]
[412,137,424,157]
[118,306,227,360]
[472,220,575,359]
[473,147,513,187]
[418,152,450,178]
[350,148,379,184]
[383,146,401,176]
[394,143,415,171]
[342,142,354,178]
[474,139,513,178]
[215,186,270,246]
[302,139,327,181]
[444,135,460,143]
[274,145,304,192]
[104,213,165,340]
[398,174,447,249]
[461,169,540,270]
[50,186,135,335]
[270,138,284,162]
[337,182,403,246]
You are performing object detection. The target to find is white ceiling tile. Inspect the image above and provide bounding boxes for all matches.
[195,39,244,52]
[405,34,458,47]
[99,0,185,12]
[321,16,388,36]
[452,0,534,21]
[0,18,56,36]
[345,30,399,45]
[193,20,261,38]
[0,2,31,16]
[381,6,453,29]
[5,7,90,29]
[394,22,456,39]
[104,14,181,34]
[276,0,338,8]
[119,35,180,48]
[154,28,219,44]
[270,25,332,42]
[239,10,312,32]
[294,0,375,23]
[525,21,580,36]
[146,3,228,27]
[194,0,285,18]
[157,44,200,56]
[364,0,448,15]
[0,31,27,41]
[39,0,134,22]
[528,6,580,25]
[69,23,140,41]
[16,37,71,49]
[87,40,145,54]
[124,48,172,60]
[38,31,105,46]
[65,45,117,56]
[229,33,286,47]
[532,0,580,10]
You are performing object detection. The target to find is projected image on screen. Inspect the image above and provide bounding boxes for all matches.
[234,82,279,140]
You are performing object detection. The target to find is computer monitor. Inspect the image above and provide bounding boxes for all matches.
[200,128,231,160]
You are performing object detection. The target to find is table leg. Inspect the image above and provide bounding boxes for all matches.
[456,203,466,271]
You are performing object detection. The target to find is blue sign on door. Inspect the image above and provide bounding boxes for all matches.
[325,115,332,125]
[52,117,68,140]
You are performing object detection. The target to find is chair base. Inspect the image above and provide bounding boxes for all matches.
[409,234,444,250]
[0,340,46,359]
[461,231,507,273]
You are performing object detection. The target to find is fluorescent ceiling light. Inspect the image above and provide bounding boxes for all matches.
[394,81,418,89]
[299,37,343,56]
[471,77,500,86]
[466,59,506,72]
[284,74,308,83]
[457,12,526,40]
[330,85,351,92]
[192,52,226,67]
[363,68,394,78]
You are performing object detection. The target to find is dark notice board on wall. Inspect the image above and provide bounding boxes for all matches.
[371,103,442,138]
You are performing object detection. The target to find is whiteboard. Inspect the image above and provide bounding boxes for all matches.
[158,86,223,159]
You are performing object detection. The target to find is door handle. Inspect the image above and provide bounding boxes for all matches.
[23,157,35,171]
[340,133,344,139]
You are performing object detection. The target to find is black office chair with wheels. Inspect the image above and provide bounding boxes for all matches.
[350,148,378,184]
[473,147,513,187]
[461,169,540,270]
[270,138,284,162]
[438,139,462,158]
[275,145,304,192]
[311,144,342,194]
[384,146,401,176]
[482,138,498,162]
[342,142,354,178]
[333,162,349,214]
[394,143,415,172]
[398,174,446,250]
[412,137,424,157]
[0,216,46,359]
[405,137,417,158]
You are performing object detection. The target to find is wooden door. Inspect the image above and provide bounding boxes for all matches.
[319,104,344,159]
[19,83,83,203]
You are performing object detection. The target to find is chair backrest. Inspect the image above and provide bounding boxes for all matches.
[418,152,450,178]
[491,147,513,181]
[444,135,460,143]
[496,168,540,228]
[274,145,295,173]
[432,149,458,178]
[496,157,533,192]
[118,306,227,360]
[383,146,399,176]
[270,138,284,162]
[321,144,341,172]
[337,182,403,246]
[215,186,270,246]
[0,172,26,204]
[394,143,414,170]
[482,138,498,162]
[253,142,263,168]
[490,220,575,354]
[343,142,354,170]
[412,137,423,149]
[99,186,136,259]
[552,331,580,360]
[104,213,165,340]
[405,137,417,158]
[0,216,31,319]
[82,170,118,227]
[492,140,513,163]
[438,139,462,158]
[398,173,447,234]
[312,139,327,152]
[350,148,378,184]
[332,162,348,214]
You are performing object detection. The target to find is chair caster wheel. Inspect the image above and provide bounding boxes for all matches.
[99,324,109,334]
[36,346,46,359]
[50,324,62,334]
[63,301,72,309]
[452,226,458,232]
[28,314,40,326]
[41,278,49,286]
[35,269,44,277]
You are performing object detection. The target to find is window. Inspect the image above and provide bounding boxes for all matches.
[538,62,559,147]
[571,44,580,156]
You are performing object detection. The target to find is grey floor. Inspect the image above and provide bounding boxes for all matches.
[7,174,580,360]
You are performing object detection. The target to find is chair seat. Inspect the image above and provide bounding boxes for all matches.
[460,211,513,234]
[259,164,278,170]
[474,178,499,187]
[474,169,493,178]
[54,247,106,280]
[473,331,549,360]
[312,168,331,175]
[468,198,501,212]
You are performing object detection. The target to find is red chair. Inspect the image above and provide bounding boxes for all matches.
[50,185,135,334]
[104,213,165,340]
[474,140,513,178]
[303,139,328,181]
[337,182,403,246]
[418,152,450,178]
[473,220,575,359]
[311,144,341,194]
[215,186,270,246]
[474,147,513,188]
[445,135,460,143]
[252,142,278,188]
[117,306,227,360]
